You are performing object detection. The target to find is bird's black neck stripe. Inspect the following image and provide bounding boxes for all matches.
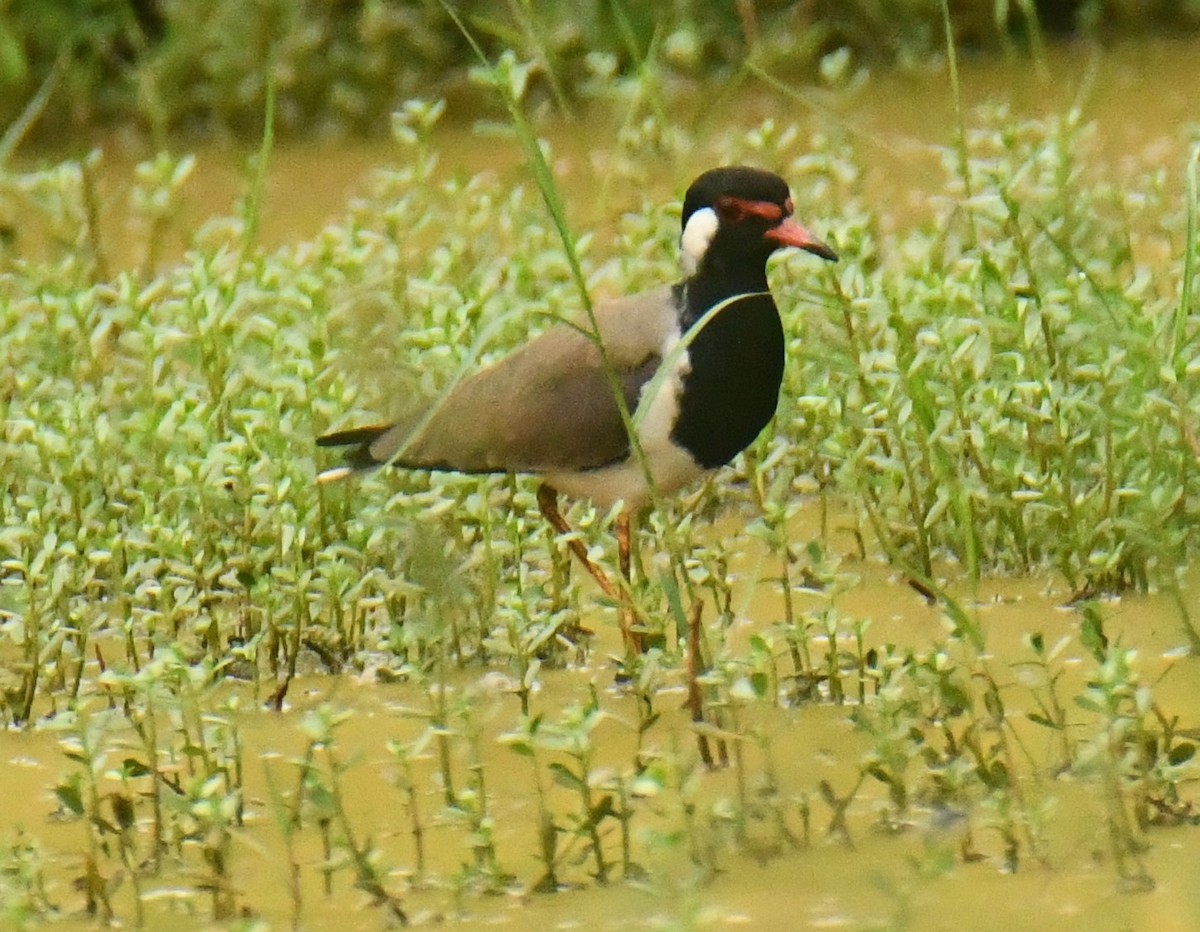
[669,269,786,469]
[679,264,770,328]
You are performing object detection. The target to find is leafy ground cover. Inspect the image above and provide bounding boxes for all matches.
[1,43,1199,928]
[2,1,1199,140]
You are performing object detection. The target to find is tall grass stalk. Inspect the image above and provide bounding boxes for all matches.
[437,6,760,661]
[441,17,656,503]
[0,42,68,165]
[1172,144,1199,374]
[940,0,978,249]
[237,56,277,271]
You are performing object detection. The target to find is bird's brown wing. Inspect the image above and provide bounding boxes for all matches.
[361,286,678,474]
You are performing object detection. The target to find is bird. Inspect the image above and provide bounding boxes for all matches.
[317,166,837,654]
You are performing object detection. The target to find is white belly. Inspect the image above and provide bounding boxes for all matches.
[545,443,704,509]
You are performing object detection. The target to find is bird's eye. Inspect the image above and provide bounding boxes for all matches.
[715,196,743,221]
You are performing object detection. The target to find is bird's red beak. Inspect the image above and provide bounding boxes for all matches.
[764,219,838,261]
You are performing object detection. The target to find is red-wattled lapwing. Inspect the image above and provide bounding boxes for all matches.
[317,166,837,653]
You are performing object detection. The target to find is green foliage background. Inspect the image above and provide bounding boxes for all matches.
[1,0,1199,139]
[3,97,1199,719]
[1,14,1199,920]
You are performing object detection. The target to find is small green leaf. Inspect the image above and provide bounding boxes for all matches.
[55,780,84,816]
[1079,604,1108,662]
[121,757,153,778]
[548,762,583,790]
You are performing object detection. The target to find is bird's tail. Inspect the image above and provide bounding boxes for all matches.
[316,424,393,483]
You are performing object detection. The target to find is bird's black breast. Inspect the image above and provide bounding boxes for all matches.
[670,289,785,469]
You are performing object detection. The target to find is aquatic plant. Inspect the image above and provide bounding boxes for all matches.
[2,25,1200,925]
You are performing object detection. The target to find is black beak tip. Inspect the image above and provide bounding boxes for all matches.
[808,241,839,263]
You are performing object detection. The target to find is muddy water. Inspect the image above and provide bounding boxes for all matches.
[3,524,1199,929]
[17,35,1197,272]
[4,33,1200,930]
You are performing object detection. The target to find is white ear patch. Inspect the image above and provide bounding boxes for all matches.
[680,206,719,275]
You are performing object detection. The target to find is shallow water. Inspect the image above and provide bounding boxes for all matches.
[2,514,1198,928]
[3,33,1200,930]
[12,35,1196,271]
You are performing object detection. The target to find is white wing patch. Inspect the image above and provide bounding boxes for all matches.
[680,207,718,276]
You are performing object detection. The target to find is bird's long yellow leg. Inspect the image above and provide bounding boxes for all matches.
[537,484,640,654]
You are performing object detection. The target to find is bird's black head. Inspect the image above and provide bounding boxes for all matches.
[680,166,837,278]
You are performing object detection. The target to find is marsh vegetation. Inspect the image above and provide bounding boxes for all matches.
[2,6,1199,930]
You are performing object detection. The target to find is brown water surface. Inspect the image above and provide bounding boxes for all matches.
[10,35,1195,270]
[2,516,1199,928]
[3,34,1200,931]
